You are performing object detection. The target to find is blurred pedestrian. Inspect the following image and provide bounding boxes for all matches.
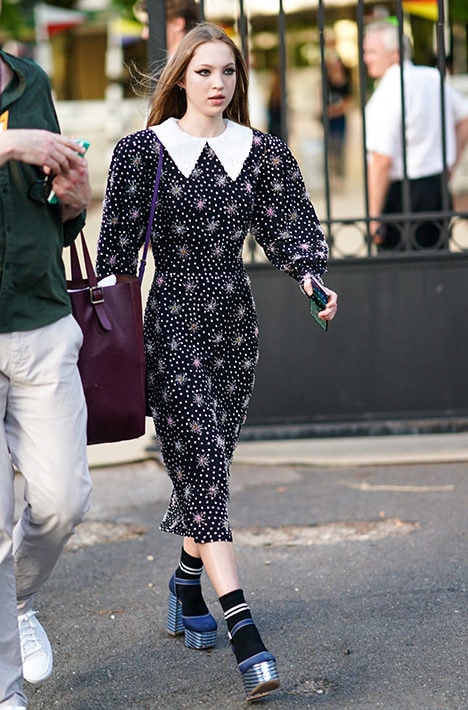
[324,51,351,178]
[364,20,468,249]
[267,67,283,139]
[96,22,337,703]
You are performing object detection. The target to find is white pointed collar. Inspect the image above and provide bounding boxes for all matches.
[150,117,253,180]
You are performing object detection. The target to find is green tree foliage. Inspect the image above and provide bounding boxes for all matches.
[450,0,468,24]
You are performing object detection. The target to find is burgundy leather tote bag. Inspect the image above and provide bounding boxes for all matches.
[67,231,146,445]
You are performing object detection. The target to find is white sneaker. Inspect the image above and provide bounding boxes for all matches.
[17,610,53,684]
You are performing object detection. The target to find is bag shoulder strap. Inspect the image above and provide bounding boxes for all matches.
[138,136,163,284]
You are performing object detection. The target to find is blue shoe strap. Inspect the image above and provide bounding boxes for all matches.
[169,573,201,595]
[228,617,255,640]
[182,612,218,632]
[174,577,201,586]
[182,612,214,622]
[238,651,276,674]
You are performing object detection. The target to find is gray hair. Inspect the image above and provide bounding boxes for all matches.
[365,21,412,61]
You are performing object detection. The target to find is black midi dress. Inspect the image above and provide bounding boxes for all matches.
[96,118,328,543]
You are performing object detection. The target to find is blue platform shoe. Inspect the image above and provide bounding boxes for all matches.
[230,620,280,702]
[239,651,280,702]
[167,574,217,649]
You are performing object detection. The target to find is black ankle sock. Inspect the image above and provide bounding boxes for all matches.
[175,547,209,617]
[219,589,267,664]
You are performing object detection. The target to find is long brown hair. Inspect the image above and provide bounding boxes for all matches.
[146,23,250,128]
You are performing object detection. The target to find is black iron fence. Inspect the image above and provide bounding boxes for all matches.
[148,0,468,259]
[146,0,468,434]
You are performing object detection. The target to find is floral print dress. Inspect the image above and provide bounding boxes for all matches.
[96,117,328,543]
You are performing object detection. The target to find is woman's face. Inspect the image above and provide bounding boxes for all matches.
[180,40,237,120]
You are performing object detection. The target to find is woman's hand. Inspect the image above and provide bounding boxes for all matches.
[303,276,338,322]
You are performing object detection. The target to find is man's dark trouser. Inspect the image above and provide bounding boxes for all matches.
[379,172,451,250]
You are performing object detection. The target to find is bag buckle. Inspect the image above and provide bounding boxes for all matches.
[89,286,104,304]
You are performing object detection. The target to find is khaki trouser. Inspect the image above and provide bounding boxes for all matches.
[0,315,91,708]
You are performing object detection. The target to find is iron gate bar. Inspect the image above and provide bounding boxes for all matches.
[238,0,249,63]
[395,0,412,241]
[278,0,289,143]
[147,0,167,72]
[318,0,333,250]
[436,0,451,213]
[356,0,372,257]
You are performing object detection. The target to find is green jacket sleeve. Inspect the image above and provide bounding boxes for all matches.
[63,210,86,247]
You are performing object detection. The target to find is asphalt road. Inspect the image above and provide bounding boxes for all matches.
[17,454,467,709]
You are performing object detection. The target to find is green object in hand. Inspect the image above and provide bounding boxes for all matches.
[48,139,90,204]
[309,279,329,331]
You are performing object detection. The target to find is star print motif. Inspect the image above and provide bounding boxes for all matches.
[207,220,220,233]
[215,174,228,187]
[95,125,328,546]
[207,484,219,499]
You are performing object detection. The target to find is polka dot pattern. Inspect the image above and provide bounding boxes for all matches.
[96,127,328,543]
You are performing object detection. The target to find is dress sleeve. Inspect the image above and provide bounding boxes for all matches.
[250,133,328,285]
[96,131,159,277]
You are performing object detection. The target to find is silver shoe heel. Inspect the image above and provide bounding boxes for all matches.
[241,655,280,702]
[167,588,184,636]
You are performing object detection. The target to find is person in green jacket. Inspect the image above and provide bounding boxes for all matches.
[0,44,92,709]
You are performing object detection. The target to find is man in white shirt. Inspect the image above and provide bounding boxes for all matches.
[364,21,468,249]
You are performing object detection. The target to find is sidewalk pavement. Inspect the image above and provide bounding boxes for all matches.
[87,426,468,469]
[16,430,467,709]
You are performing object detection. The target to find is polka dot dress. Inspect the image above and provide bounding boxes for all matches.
[96,120,328,543]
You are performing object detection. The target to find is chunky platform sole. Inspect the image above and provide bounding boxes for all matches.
[167,588,185,637]
[240,655,280,702]
[167,585,217,649]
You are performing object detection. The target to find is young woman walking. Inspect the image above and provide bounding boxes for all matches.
[96,22,337,702]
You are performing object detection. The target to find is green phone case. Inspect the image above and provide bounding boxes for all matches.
[48,139,90,204]
[309,282,329,331]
